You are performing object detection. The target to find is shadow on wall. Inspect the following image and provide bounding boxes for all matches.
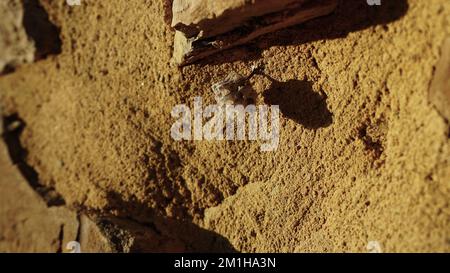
[196,0,409,65]
[263,79,333,129]
[93,214,238,253]
[101,190,237,253]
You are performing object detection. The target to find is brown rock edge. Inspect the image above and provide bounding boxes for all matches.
[172,0,338,65]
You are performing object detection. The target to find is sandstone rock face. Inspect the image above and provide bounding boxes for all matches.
[0,0,35,74]
[0,0,449,253]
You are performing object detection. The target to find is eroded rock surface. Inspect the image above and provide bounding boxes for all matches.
[0,0,35,74]
[0,0,449,253]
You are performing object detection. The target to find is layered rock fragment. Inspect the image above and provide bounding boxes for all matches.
[171,0,338,65]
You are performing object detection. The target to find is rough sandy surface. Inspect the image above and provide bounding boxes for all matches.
[0,0,449,252]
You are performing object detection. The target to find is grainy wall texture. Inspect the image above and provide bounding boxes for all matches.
[0,0,449,252]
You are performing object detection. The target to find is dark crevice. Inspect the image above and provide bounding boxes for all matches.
[0,0,62,76]
[75,214,82,243]
[1,114,65,207]
[56,224,64,253]
[358,124,384,160]
[163,0,173,27]
[22,0,62,60]
[2,65,16,75]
